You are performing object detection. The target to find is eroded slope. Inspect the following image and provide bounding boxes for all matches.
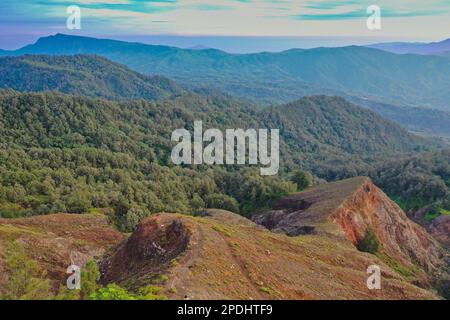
[100,210,439,299]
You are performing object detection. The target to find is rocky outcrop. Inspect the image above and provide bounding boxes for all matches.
[429,215,450,247]
[100,214,191,288]
[0,213,124,289]
[253,177,446,279]
[99,210,439,299]
[0,210,442,299]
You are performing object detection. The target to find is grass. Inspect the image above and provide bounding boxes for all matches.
[211,224,233,237]
[425,207,450,222]
[377,253,415,278]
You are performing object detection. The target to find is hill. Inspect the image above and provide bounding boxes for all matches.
[0,213,124,293]
[5,33,450,112]
[253,177,446,279]
[371,149,450,229]
[0,90,433,221]
[0,183,444,299]
[368,39,450,56]
[2,52,448,139]
[0,55,183,101]
[347,96,450,139]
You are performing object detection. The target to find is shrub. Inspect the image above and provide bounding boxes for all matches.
[89,284,137,300]
[124,207,149,232]
[205,193,239,212]
[357,228,380,254]
[290,170,313,191]
[80,260,100,300]
[0,241,52,300]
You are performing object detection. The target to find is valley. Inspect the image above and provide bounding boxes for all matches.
[0,35,448,301]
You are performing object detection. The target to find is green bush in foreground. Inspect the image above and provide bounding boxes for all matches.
[357,228,380,254]
[89,284,167,300]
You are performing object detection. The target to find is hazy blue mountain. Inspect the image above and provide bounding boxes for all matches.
[6,34,450,112]
[347,96,450,139]
[0,54,184,101]
[368,39,450,56]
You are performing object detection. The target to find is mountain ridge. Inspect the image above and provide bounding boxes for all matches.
[0,54,184,101]
[368,38,450,56]
[3,33,450,112]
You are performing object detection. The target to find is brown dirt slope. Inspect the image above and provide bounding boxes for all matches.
[253,177,446,283]
[0,213,124,289]
[100,210,439,300]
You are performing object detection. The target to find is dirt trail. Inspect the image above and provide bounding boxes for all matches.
[169,223,205,299]
[217,231,264,300]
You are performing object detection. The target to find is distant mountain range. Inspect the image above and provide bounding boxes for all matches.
[0,55,183,101]
[1,52,449,139]
[368,38,450,56]
[1,34,450,114]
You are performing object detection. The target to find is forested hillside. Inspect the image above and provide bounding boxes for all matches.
[0,89,432,226]
[5,34,450,112]
[372,150,450,220]
[3,38,450,139]
[0,55,183,101]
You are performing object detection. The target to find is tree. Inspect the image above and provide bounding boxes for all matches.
[80,260,100,300]
[89,284,137,300]
[205,193,239,213]
[0,241,52,300]
[357,228,380,254]
[123,207,149,232]
[290,170,313,191]
[66,190,91,213]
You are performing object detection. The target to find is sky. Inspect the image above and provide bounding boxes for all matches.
[1,0,449,52]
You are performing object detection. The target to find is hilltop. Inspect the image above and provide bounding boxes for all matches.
[0,55,183,101]
[368,39,450,56]
[0,178,445,299]
[4,33,450,112]
[254,177,446,279]
[3,36,450,139]
[0,90,434,221]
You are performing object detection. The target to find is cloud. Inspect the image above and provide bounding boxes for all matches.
[1,0,450,38]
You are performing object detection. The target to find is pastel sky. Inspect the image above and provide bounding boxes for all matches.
[1,0,449,50]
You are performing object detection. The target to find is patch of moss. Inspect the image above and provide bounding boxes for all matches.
[377,253,415,278]
[212,224,232,237]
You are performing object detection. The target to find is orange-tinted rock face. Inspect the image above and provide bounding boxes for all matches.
[254,177,446,280]
[331,178,444,274]
[101,210,440,300]
[100,213,191,288]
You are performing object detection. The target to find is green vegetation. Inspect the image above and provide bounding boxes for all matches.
[0,241,52,300]
[356,228,380,254]
[372,150,450,220]
[0,55,183,101]
[12,34,450,113]
[290,170,313,191]
[0,89,426,223]
[88,284,167,300]
[377,253,415,278]
[0,241,166,300]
